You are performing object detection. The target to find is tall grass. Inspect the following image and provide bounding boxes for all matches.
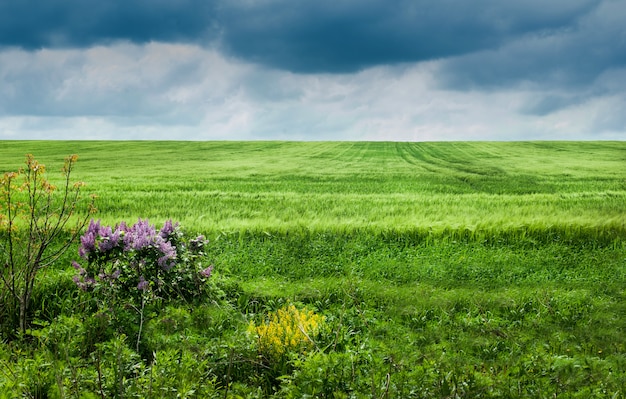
[1,140,625,397]
[1,141,624,239]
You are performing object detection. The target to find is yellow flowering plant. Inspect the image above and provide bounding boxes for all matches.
[248,304,325,361]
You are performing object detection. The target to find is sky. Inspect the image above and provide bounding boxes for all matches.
[1,0,625,141]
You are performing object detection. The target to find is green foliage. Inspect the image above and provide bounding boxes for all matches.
[0,141,624,397]
[0,154,94,338]
[281,351,369,398]
[134,349,218,398]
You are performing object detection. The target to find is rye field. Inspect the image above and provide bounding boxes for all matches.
[1,140,625,398]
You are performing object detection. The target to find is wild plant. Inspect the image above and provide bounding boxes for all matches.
[0,154,95,338]
[72,218,214,351]
[247,304,325,392]
[248,304,325,361]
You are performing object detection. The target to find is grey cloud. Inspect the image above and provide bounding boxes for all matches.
[520,94,588,116]
[0,0,218,49]
[4,0,621,98]
[437,0,626,93]
[2,0,625,141]
[2,0,602,74]
[0,45,212,121]
[216,0,601,73]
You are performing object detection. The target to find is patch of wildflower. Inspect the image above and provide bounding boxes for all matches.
[248,305,325,361]
[73,218,212,302]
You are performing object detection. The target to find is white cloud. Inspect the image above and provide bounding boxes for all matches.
[0,43,624,141]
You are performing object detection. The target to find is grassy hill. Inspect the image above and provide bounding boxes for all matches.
[1,141,625,397]
[1,141,624,237]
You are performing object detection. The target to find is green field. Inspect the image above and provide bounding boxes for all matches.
[1,141,624,235]
[1,141,625,397]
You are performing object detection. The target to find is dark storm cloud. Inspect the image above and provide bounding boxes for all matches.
[3,0,625,120]
[216,0,601,73]
[2,0,602,72]
[0,0,218,48]
[437,0,626,91]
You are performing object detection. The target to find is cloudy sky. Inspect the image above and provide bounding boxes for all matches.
[1,0,625,141]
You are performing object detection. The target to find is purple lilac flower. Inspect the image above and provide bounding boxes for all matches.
[99,225,112,238]
[97,225,120,252]
[79,219,101,259]
[111,227,122,245]
[158,239,174,254]
[158,257,175,271]
[157,240,177,270]
[72,260,85,274]
[71,261,89,289]
[79,219,124,256]
[137,276,149,291]
[159,219,179,239]
[74,275,96,291]
[118,221,130,233]
[124,219,158,251]
[200,265,213,278]
[73,275,90,291]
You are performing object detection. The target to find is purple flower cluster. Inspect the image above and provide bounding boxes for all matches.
[137,275,149,291]
[159,219,177,239]
[78,220,124,258]
[72,260,95,290]
[73,219,212,301]
[200,265,213,278]
[74,219,180,291]
[78,218,178,267]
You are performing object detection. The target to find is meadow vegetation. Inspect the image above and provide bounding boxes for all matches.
[0,141,624,397]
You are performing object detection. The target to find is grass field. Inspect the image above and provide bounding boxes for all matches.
[1,141,624,235]
[1,141,625,397]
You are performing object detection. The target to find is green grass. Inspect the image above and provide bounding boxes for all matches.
[1,140,625,397]
[1,141,624,236]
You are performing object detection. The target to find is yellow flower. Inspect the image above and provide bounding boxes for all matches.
[249,304,325,360]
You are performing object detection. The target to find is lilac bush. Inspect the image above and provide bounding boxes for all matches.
[73,219,213,302]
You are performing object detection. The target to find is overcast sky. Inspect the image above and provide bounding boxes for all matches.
[1,0,625,141]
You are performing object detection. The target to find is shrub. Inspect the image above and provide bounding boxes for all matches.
[72,219,214,351]
[72,219,213,301]
[0,154,95,338]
